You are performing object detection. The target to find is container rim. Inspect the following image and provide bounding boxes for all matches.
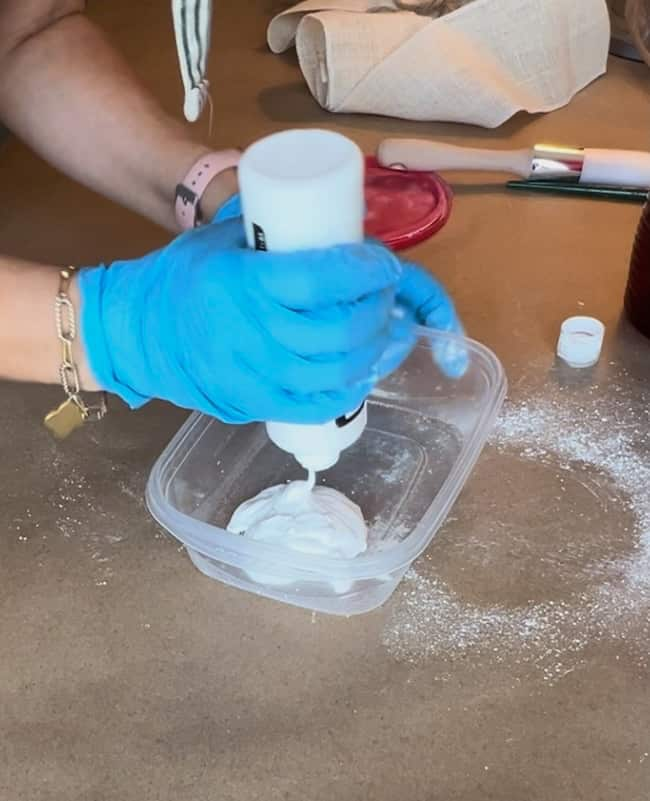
[146,328,507,580]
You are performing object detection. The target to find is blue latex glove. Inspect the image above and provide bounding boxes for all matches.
[79,218,406,424]
[388,261,468,380]
[215,196,466,378]
[213,193,242,223]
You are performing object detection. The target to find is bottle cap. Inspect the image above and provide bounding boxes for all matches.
[557,316,605,368]
[364,156,452,250]
[265,405,368,473]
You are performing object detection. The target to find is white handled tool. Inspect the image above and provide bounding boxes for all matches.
[377,139,650,188]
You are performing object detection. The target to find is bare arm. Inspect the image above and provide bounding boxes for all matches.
[0,1,236,386]
[0,255,98,388]
[0,0,236,231]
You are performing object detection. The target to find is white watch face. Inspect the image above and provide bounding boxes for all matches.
[172,0,213,122]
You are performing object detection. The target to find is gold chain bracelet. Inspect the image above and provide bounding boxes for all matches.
[44,266,107,439]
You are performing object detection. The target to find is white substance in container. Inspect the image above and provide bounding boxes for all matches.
[227,471,368,590]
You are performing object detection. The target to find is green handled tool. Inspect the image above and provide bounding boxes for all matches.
[506,180,649,203]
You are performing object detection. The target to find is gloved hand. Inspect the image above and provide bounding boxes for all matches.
[212,193,242,223]
[215,196,466,378]
[390,260,468,380]
[79,218,405,424]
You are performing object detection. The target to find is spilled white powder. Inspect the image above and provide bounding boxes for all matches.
[383,385,650,682]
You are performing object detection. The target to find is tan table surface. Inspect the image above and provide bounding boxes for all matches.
[1,3,649,800]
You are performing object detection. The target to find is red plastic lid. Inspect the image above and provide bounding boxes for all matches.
[363,156,453,251]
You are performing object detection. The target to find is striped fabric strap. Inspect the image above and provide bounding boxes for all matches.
[171,0,213,122]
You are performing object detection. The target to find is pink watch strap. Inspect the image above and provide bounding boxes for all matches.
[175,149,241,230]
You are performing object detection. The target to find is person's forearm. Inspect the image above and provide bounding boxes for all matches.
[0,5,236,230]
[0,255,98,389]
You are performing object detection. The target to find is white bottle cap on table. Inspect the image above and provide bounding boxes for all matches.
[556,316,605,368]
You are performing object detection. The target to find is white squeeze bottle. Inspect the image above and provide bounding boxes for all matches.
[238,129,368,472]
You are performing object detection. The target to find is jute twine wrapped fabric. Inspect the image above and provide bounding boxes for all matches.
[268,0,611,128]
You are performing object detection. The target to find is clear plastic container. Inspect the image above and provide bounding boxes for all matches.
[146,328,506,616]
